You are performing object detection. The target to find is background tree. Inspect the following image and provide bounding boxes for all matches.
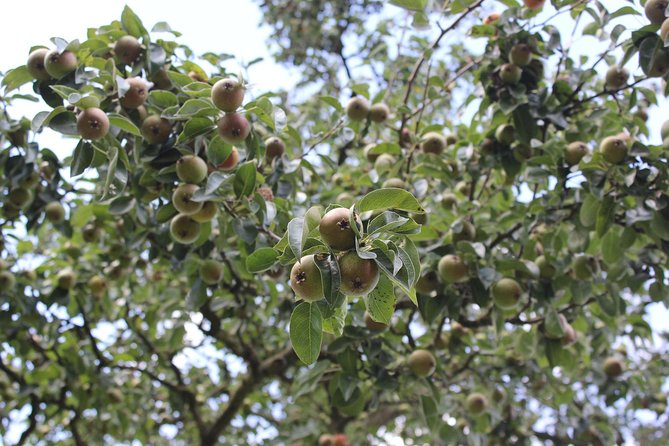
[1,1,668,445]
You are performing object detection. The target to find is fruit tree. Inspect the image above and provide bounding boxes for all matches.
[1,1,669,445]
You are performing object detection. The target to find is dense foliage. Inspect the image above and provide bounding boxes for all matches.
[1,0,669,445]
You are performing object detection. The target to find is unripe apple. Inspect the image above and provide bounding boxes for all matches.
[364,143,379,162]
[415,270,440,294]
[318,434,334,446]
[661,18,669,42]
[603,356,624,377]
[509,43,532,66]
[499,63,522,85]
[645,0,668,25]
[364,311,387,332]
[191,201,218,223]
[338,252,379,296]
[572,254,598,280]
[200,260,224,285]
[88,275,107,296]
[217,113,250,144]
[647,49,669,77]
[483,12,501,25]
[369,103,390,123]
[8,188,33,209]
[565,141,589,165]
[382,178,406,189]
[599,136,627,164]
[27,48,50,81]
[441,193,457,208]
[605,65,629,90]
[466,393,488,415]
[77,108,110,140]
[289,254,325,302]
[176,155,208,184]
[0,271,16,289]
[57,268,77,290]
[44,50,77,79]
[114,35,142,65]
[408,349,436,377]
[523,0,545,9]
[438,254,468,283]
[172,184,203,215]
[265,137,285,161]
[495,124,515,145]
[120,77,148,109]
[451,221,476,242]
[535,255,556,279]
[346,96,369,121]
[141,115,172,145]
[319,207,356,251]
[45,202,66,223]
[332,434,349,446]
[217,147,240,171]
[421,132,446,154]
[492,278,522,310]
[374,154,396,172]
[170,214,201,244]
[211,78,245,112]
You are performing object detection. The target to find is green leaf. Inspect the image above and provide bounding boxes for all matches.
[148,90,179,109]
[246,248,279,273]
[121,5,148,37]
[321,297,347,337]
[365,275,396,324]
[601,227,621,265]
[421,395,441,432]
[233,161,257,198]
[596,196,615,236]
[389,0,427,12]
[290,302,323,365]
[356,188,424,214]
[2,65,33,93]
[579,194,599,228]
[70,140,93,177]
[319,96,343,112]
[177,117,214,143]
[109,113,141,136]
[544,307,565,339]
[109,196,136,215]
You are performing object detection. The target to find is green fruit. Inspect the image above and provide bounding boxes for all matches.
[0,271,16,289]
[338,252,380,296]
[374,153,396,171]
[217,113,250,144]
[572,254,598,280]
[45,202,65,223]
[565,141,589,165]
[217,147,239,171]
[647,49,669,77]
[27,48,50,81]
[364,311,387,331]
[438,254,468,283]
[492,278,522,310]
[141,115,172,145]
[107,388,124,404]
[319,207,356,251]
[603,357,624,377]
[265,137,285,161]
[495,124,515,145]
[509,43,532,66]
[535,255,556,279]
[382,178,406,189]
[289,254,325,302]
[455,181,471,196]
[415,270,440,294]
[77,108,110,140]
[452,221,476,242]
[114,35,142,65]
[120,77,148,109]
[88,276,107,296]
[466,393,488,415]
[8,188,33,209]
[44,50,77,79]
[191,201,218,223]
[57,269,77,289]
[172,184,203,215]
[176,155,208,184]
[169,214,201,244]
[364,143,380,162]
[408,349,436,377]
[499,63,522,84]
[211,78,245,112]
[420,132,446,154]
[346,96,369,121]
[599,136,627,164]
[645,0,668,25]
[369,103,390,123]
[605,65,629,89]
[441,193,457,208]
[200,260,224,285]
[562,323,577,346]
[82,224,102,243]
[661,18,669,42]
[20,171,40,189]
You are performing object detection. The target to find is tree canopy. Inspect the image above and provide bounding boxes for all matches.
[1,1,669,445]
